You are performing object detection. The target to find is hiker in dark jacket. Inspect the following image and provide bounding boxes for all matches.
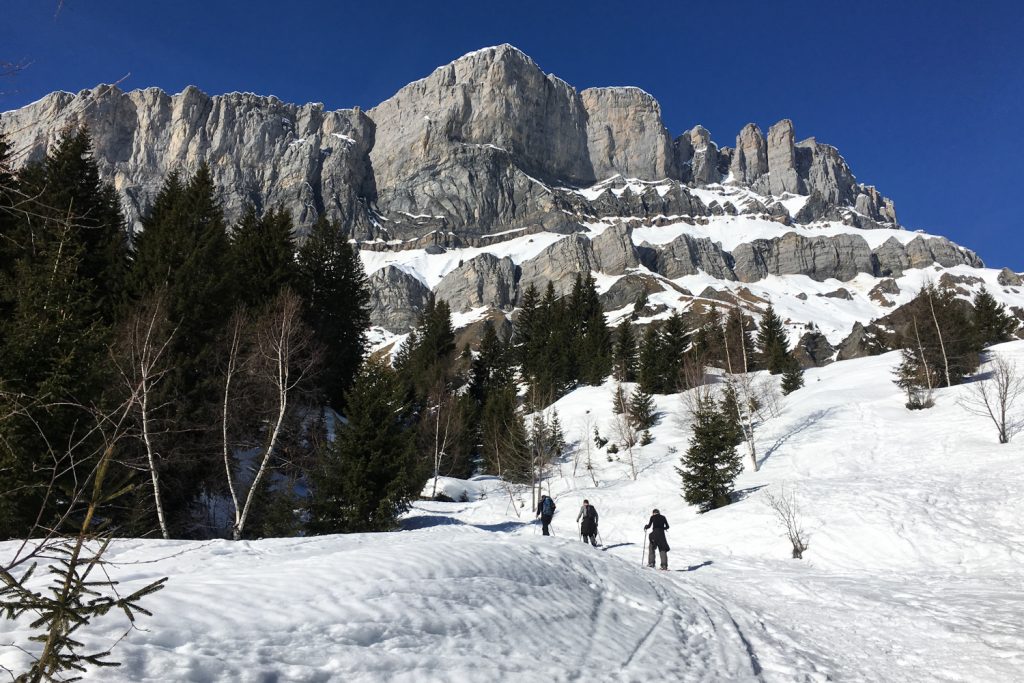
[576,499,599,546]
[536,494,556,535]
[645,509,670,569]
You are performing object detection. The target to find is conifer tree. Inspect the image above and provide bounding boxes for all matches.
[693,305,725,369]
[892,347,934,409]
[725,307,755,373]
[230,205,298,309]
[780,355,805,395]
[396,298,457,401]
[480,384,530,481]
[611,384,628,414]
[15,127,129,322]
[677,396,743,511]
[899,284,978,386]
[756,303,789,374]
[612,321,638,382]
[0,129,127,536]
[296,215,370,408]
[576,275,613,386]
[307,359,420,533]
[661,312,689,391]
[627,385,657,431]
[125,165,234,531]
[470,320,512,404]
[638,324,666,394]
[972,286,1018,348]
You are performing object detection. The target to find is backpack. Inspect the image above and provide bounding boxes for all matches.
[542,497,555,515]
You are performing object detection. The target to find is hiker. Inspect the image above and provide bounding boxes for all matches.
[644,508,670,570]
[536,494,556,535]
[577,499,599,547]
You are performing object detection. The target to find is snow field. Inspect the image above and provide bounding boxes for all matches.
[4,344,1024,680]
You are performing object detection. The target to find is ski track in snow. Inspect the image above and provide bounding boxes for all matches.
[5,344,1024,681]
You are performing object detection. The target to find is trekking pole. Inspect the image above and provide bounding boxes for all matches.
[640,529,647,566]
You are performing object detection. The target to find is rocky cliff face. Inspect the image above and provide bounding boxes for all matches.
[2,43,900,242]
[3,43,1001,346]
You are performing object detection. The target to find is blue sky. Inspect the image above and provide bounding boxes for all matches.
[3,0,1023,268]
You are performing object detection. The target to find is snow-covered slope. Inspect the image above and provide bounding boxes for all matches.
[5,343,1024,681]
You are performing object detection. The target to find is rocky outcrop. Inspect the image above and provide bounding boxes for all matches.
[368,45,592,193]
[731,233,874,282]
[729,124,767,186]
[590,223,639,274]
[518,234,596,297]
[598,273,673,311]
[793,330,836,367]
[581,87,675,180]
[686,126,720,186]
[795,138,856,208]
[0,85,375,234]
[997,268,1023,287]
[767,120,802,196]
[367,266,431,333]
[652,234,735,280]
[434,253,518,312]
[872,236,983,276]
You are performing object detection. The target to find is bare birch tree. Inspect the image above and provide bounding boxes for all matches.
[959,355,1024,444]
[224,290,318,541]
[111,292,177,540]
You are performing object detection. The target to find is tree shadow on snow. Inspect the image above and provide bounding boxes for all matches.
[598,542,634,551]
[400,514,530,534]
[757,407,835,469]
[676,560,713,572]
[729,484,767,504]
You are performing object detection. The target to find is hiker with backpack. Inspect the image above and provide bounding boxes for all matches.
[577,499,599,547]
[536,494,556,535]
[644,508,670,570]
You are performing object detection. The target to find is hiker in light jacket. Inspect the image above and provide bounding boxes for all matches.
[645,508,670,569]
[577,499,599,547]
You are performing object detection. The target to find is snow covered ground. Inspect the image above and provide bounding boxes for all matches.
[4,344,1024,681]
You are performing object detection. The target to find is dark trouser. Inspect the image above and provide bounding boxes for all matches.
[582,532,597,546]
[648,542,668,569]
[540,514,552,535]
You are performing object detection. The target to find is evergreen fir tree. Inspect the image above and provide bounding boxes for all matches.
[611,383,628,414]
[125,165,234,532]
[230,205,298,309]
[612,321,638,382]
[396,297,457,401]
[899,284,978,386]
[295,214,371,409]
[677,397,743,511]
[637,324,666,394]
[15,127,129,322]
[725,307,755,373]
[469,320,512,404]
[780,355,805,395]
[480,384,530,481]
[576,275,613,385]
[693,304,725,369]
[0,129,127,536]
[718,384,746,447]
[892,347,934,409]
[627,385,657,431]
[307,359,420,533]
[661,312,689,391]
[972,286,1018,348]
[756,303,789,374]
